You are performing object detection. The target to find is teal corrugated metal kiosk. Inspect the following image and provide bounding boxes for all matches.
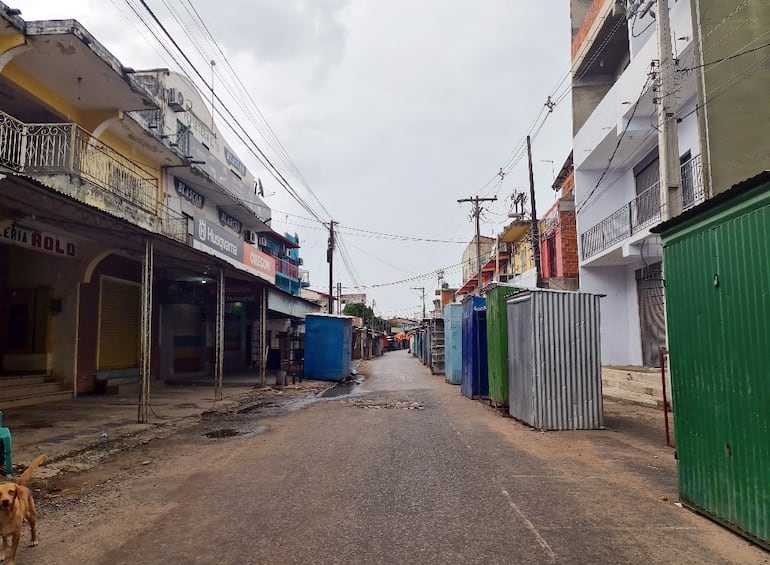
[654,171,770,549]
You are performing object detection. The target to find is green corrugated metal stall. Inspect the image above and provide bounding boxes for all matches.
[656,172,770,549]
[484,284,519,407]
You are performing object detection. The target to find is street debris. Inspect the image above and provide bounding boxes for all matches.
[341,399,424,410]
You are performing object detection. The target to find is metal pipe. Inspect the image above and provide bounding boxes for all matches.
[660,347,674,448]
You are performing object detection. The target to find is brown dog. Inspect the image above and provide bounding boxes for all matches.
[0,454,45,565]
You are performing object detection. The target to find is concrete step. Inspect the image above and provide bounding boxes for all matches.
[0,382,67,402]
[601,377,663,397]
[0,390,73,409]
[603,386,671,411]
[603,367,664,387]
[0,375,48,388]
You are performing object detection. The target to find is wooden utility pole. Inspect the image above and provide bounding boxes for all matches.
[327,220,336,314]
[526,135,543,288]
[411,286,426,319]
[457,195,497,293]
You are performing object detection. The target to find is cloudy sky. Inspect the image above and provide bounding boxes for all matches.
[22,0,573,319]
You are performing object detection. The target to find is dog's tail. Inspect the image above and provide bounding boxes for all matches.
[17,454,46,486]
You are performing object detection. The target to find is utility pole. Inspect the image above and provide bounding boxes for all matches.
[411,287,426,319]
[327,220,337,314]
[527,135,543,288]
[655,0,682,220]
[457,195,497,293]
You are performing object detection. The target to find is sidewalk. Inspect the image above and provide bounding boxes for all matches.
[2,375,331,480]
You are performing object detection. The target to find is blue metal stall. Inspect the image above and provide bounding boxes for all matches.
[461,295,488,399]
[443,303,463,385]
[303,314,353,381]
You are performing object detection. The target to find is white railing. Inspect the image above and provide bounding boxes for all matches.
[581,155,707,258]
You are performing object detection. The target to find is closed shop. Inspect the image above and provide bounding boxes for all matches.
[98,278,140,370]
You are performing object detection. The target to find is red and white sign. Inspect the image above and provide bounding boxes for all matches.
[242,243,275,282]
[0,221,77,258]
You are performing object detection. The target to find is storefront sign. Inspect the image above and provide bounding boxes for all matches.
[224,147,247,176]
[243,243,275,283]
[174,177,205,208]
[226,285,260,301]
[194,215,242,260]
[217,207,243,235]
[0,221,77,257]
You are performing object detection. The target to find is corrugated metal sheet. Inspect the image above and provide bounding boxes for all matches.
[660,181,770,549]
[303,314,352,381]
[506,289,603,430]
[485,284,519,405]
[443,303,463,385]
[461,296,488,399]
[98,279,140,370]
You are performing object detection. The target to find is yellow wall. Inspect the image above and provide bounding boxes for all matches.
[512,238,535,275]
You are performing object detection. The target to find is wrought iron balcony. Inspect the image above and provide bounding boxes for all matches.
[581,154,706,259]
[0,110,188,244]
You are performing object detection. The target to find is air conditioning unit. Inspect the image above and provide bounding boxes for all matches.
[168,88,185,112]
[284,248,292,257]
[258,236,268,247]
[244,230,258,245]
[298,258,304,266]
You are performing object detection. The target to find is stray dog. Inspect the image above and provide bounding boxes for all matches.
[0,454,45,565]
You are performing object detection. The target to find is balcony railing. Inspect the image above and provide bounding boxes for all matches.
[275,257,299,279]
[160,204,189,244]
[581,154,706,259]
[0,110,159,215]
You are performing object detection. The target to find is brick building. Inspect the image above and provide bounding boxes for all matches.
[539,152,579,290]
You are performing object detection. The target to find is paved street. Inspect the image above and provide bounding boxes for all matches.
[28,351,767,564]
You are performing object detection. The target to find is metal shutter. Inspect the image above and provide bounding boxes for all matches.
[98,279,140,370]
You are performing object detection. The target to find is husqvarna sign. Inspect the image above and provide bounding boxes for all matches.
[193,215,242,260]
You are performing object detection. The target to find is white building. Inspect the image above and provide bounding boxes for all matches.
[570,0,705,367]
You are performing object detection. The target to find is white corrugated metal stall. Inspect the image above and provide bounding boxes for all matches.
[506,289,603,430]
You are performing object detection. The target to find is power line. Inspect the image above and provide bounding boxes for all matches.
[131,0,330,224]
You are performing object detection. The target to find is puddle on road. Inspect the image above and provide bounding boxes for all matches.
[320,382,360,398]
[237,402,279,414]
[202,424,268,440]
[204,428,241,439]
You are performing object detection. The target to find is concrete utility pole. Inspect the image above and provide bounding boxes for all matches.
[457,195,497,293]
[526,135,543,288]
[327,220,337,314]
[655,0,682,220]
[411,287,426,319]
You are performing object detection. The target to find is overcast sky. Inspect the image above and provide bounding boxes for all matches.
[22,1,573,319]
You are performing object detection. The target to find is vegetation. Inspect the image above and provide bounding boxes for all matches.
[342,303,386,331]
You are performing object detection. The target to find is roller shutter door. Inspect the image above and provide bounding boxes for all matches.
[98,279,140,370]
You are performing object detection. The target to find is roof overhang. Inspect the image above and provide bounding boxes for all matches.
[500,219,531,243]
[17,19,157,113]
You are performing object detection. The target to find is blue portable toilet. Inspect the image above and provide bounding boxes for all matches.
[303,314,353,381]
[443,303,463,385]
[461,295,488,399]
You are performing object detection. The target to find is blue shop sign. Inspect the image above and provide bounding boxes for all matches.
[217,207,243,234]
[174,177,205,208]
[224,147,246,176]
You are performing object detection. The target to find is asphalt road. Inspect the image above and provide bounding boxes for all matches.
[28,351,768,564]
